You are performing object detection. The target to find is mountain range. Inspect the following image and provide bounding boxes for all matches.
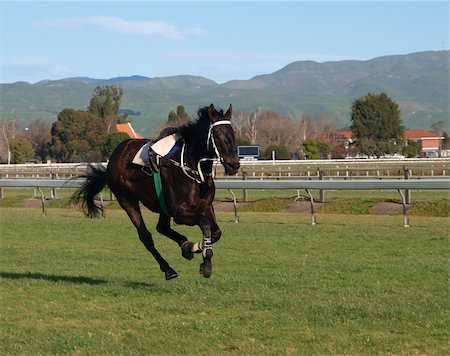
[0,50,448,136]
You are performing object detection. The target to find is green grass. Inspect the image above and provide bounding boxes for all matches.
[1,208,448,355]
[407,199,450,217]
[239,198,293,212]
[317,198,385,215]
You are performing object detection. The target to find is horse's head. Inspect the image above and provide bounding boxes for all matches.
[207,104,240,175]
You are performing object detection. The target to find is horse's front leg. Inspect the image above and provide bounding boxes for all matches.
[198,215,213,278]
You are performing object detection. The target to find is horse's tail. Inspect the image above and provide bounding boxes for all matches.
[71,164,108,218]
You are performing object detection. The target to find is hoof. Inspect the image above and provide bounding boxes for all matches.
[199,249,213,278]
[199,261,212,278]
[165,267,178,280]
[181,241,194,260]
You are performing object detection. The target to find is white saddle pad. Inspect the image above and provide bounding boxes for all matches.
[132,134,181,166]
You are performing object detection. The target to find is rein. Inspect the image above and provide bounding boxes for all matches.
[169,120,232,184]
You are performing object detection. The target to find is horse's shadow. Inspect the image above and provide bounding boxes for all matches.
[1,271,162,290]
[0,271,107,285]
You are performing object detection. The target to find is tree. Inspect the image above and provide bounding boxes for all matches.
[356,137,382,157]
[316,141,332,159]
[88,85,126,132]
[299,113,317,141]
[104,132,130,158]
[442,132,450,150]
[0,118,19,163]
[23,119,51,162]
[50,109,106,162]
[233,110,258,144]
[88,85,123,118]
[9,137,34,163]
[302,140,320,159]
[262,144,291,160]
[402,140,420,158]
[167,105,191,125]
[351,92,404,157]
[256,110,300,153]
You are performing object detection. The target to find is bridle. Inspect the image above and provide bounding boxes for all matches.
[169,120,233,184]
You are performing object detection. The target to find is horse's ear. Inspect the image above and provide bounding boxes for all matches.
[208,103,219,122]
[225,104,232,120]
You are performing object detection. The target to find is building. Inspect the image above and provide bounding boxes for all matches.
[338,129,444,158]
[404,130,444,158]
[116,123,144,139]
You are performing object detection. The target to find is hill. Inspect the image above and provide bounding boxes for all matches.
[0,51,448,136]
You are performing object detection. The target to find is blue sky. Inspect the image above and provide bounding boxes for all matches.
[0,1,448,84]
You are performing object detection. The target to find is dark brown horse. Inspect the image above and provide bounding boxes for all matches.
[72,104,240,280]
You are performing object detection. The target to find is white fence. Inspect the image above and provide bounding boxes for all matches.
[1,158,449,178]
[0,177,449,227]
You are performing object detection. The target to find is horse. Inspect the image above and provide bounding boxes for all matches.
[72,104,240,280]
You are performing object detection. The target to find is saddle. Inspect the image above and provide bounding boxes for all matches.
[132,133,182,173]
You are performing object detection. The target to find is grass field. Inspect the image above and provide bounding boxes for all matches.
[1,208,448,355]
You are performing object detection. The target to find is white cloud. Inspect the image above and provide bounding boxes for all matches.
[38,16,206,40]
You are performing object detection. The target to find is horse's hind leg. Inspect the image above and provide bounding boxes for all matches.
[116,194,178,280]
[156,214,194,260]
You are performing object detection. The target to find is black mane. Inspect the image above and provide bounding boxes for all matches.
[159,106,214,139]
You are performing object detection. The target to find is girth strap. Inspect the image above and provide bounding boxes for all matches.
[153,171,170,216]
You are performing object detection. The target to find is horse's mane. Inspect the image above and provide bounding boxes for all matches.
[158,106,212,139]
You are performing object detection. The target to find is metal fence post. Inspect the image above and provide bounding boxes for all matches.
[403,165,411,204]
[51,172,57,200]
[319,169,325,203]
[242,171,248,202]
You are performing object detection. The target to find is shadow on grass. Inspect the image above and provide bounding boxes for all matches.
[0,272,164,290]
[0,271,108,285]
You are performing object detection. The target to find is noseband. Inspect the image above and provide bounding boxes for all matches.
[175,120,232,184]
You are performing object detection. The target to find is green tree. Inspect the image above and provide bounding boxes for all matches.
[351,92,404,157]
[442,132,450,150]
[23,119,51,162]
[10,137,34,163]
[88,85,127,132]
[316,141,332,159]
[402,140,420,158]
[103,132,130,158]
[302,140,320,159]
[50,109,106,162]
[262,144,291,160]
[167,105,191,124]
[88,85,123,118]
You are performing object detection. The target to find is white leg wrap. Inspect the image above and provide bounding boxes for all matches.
[202,236,212,258]
[191,242,204,253]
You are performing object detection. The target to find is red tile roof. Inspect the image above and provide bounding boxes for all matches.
[116,123,144,139]
[339,130,353,140]
[404,130,440,140]
[336,130,442,141]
